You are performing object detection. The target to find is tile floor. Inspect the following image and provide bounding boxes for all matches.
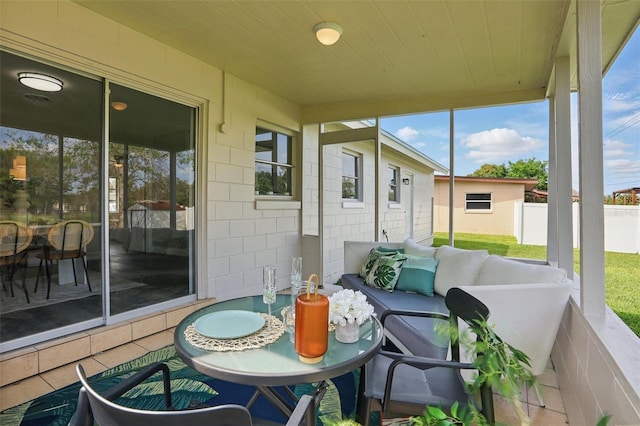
[0,326,569,425]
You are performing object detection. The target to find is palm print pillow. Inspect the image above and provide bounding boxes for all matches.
[365,253,407,291]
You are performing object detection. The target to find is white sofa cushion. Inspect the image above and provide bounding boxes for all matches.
[402,237,437,258]
[458,282,573,375]
[434,245,488,296]
[475,255,567,285]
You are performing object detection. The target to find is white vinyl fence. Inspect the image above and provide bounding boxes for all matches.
[514,202,640,254]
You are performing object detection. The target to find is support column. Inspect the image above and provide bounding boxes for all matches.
[547,95,559,265]
[554,57,574,279]
[375,119,381,241]
[577,0,606,317]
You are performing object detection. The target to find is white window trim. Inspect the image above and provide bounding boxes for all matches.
[255,122,297,199]
[342,149,362,201]
[464,192,493,212]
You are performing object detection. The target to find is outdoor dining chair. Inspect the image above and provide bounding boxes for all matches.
[357,287,494,425]
[0,220,33,303]
[72,362,316,426]
[34,219,93,299]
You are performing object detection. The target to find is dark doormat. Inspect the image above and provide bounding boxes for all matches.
[0,345,360,426]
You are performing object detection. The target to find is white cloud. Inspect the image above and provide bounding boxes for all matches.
[395,126,419,141]
[605,159,640,176]
[604,140,634,158]
[460,128,544,163]
[411,141,427,149]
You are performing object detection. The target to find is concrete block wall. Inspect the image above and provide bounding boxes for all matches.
[553,296,640,426]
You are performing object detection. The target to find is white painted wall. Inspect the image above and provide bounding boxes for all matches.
[515,203,639,254]
[321,141,436,286]
[1,0,302,302]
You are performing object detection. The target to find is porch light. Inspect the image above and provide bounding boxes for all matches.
[111,101,128,111]
[314,22,343,46]
[18,72,63,92]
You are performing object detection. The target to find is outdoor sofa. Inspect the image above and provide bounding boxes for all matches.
[341,239,573,377]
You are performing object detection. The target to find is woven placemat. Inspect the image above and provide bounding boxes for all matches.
[184,313,285,351]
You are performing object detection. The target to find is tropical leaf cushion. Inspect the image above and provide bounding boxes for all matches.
[364,253,407,291]
[360,248,382,278]
[360,247,404,279]
[395,255,439,297]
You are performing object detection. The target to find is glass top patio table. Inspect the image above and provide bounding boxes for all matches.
[174,294,383,387]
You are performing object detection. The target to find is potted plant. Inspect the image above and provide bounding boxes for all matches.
[328,289,375,343]
[413,318,538,426]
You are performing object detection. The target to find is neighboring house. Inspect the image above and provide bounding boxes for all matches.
[433,176,537,236]
[316,122,447,286]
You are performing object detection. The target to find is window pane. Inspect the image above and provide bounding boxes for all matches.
[466,193,491,201]
[388,167,398,202]
[255,126,292,196]
[343,153,356,177]
[466,202,491,210]
[342,177,357,199]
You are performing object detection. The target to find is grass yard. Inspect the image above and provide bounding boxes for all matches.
[432,232,640,338]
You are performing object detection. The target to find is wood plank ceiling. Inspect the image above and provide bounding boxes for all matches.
[74,0,640,122]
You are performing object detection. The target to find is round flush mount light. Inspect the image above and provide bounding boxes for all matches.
[314,22,343,46]
[18,72,63,92]
[111,101,128,111]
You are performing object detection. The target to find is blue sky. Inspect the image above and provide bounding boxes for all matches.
[381,27,639,196]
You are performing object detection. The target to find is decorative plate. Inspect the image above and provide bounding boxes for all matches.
[193,310,265,339]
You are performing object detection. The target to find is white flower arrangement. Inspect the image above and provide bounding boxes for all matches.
[328,289,375,326]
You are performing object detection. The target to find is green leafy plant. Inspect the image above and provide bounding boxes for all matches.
[414,318,537,426]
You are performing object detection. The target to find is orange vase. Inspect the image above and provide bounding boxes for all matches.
[295,274,328,364]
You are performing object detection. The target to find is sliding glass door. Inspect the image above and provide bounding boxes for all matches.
[0,50,197,351]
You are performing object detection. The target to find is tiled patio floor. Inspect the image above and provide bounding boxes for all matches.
[0,327,568,425]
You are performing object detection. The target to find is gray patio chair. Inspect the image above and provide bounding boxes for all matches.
[357,287,494,426]
[71,362,315,426]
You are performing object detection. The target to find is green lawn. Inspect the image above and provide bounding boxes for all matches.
[432,232,640,337]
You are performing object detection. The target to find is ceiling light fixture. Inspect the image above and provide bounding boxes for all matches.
[314,22,343,46]
[111,101,128,111]
[18,72,63,92]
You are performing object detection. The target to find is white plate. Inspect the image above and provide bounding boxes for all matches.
[193,310,265,339]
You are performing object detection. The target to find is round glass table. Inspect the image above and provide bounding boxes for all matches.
[174,294,383,415]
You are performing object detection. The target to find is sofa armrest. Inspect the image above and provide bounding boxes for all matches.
[457,281,573,376]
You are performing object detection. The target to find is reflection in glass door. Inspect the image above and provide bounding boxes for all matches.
[0,50,103,344]
[108,84,196,316]
[0,51,197,351]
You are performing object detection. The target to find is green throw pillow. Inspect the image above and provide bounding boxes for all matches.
[377,245,405,254]
[365,253,407,291]
[360,248,383,278]
[396,255,439,297]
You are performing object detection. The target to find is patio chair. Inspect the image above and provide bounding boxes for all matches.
[71,363,316,426]
[0,221,33,303]
[357,287,494,426]
[34,219,93,299]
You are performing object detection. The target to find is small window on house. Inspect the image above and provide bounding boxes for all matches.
[465,193,492,211]
[342,152,360,200]
[255,126,293,196]
[388,166,399,202]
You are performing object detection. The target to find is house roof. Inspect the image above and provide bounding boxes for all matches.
[435,175,539,192]
[340,121,449,174]
[74,0,640,123]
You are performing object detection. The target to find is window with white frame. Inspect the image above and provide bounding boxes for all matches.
[255,126,293,196]
[342,151,361,200]
[465,193,492,211]
[388,166,399,202]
